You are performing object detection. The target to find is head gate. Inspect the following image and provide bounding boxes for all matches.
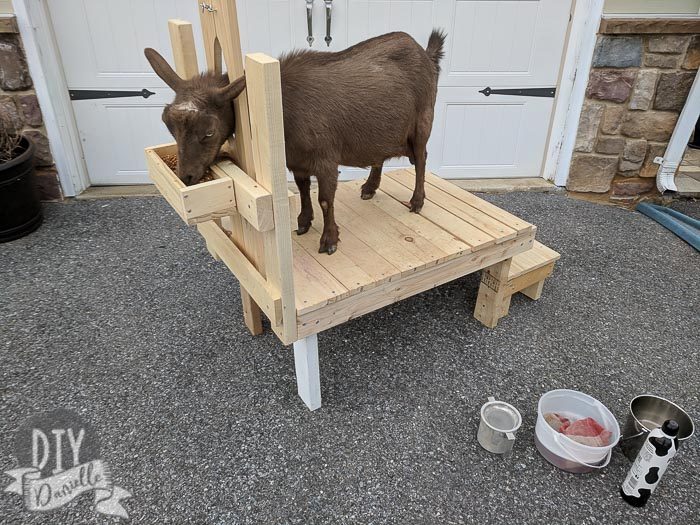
[166,0,297,343]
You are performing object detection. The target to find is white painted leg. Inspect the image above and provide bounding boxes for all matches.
[293,333,321,411]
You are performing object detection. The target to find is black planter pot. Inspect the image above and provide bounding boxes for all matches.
[0,136,42,242]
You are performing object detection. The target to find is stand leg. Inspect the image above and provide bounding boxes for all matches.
[474,258,513,328]
[293,333,321,411]
[241,291,264,335]
[521,280,545,300]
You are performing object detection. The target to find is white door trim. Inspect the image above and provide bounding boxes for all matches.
[17,0,602,194]
[542,0,605,186]
[14,0,90,197]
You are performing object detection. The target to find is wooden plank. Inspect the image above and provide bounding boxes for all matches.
[145,148,187,222]
[304,203,400,284]
[168,20,199,79]
[509,263,554,297]
[180,177,236,222]
[198,3,264,335]
[402,168,532,234]
[387,170,519,241]
[379,176,494,249]
[521,280,546,301]
[212,160,273,231]
[198,221,282,323]
[292,226,376,294]
[0,14,17,33]
[292,242,348,314]
[245,53,297,343]
[297,233,535,338]
[327,194,440,275]
[508,241,561,280]
[205,0,256,174]
[349,181,470,258]
[334,184,449,265]
[212,160,300,232]
[288,190,301,230]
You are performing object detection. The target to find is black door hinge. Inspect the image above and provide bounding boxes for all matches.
[479,87,556,98]
[69,89,156,101]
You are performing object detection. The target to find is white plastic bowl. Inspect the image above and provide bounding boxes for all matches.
[535,389,620,473]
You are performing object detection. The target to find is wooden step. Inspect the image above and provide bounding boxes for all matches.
[508,241,560,280]
[474,241,560,328]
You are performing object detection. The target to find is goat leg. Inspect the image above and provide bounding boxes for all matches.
[410,149,426,213]
[317,172,339,255]
[409,123,430,213]
[361,164,383,200]
[294,173,314,235]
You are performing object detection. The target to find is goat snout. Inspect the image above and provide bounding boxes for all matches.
[179,171,203,186]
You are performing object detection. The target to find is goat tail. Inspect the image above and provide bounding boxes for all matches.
[426,29,446,76]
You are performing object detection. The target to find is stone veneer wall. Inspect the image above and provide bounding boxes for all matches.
[0,18,62,200]
[567,19,700,202]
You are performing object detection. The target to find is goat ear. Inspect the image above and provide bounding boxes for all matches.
[215,75,246,101]
[144,48,184,91]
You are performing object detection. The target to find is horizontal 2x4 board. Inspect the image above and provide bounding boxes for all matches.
[296,232,535,338]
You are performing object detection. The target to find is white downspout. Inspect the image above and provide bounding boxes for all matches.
[656,68,700,193]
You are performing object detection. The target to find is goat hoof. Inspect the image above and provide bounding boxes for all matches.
[297,224,311,235]
[409,201,424,213]
[360,185,376,200]
[319,243,337,255]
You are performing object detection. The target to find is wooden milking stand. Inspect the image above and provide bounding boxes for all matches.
[146,0,560,410]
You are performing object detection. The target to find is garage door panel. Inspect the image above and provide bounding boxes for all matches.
[430,88,552,178]
[71,97,173,185]
[50,0,207,89]
[437,0,570,88]
[50,0,571,185]
[450,0,537,74]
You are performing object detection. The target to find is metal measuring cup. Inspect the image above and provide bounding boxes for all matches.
[477,396,523,455]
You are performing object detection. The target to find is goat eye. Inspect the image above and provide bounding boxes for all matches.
[205,130,215,138]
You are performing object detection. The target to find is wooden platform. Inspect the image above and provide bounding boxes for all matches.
[290,169,536,338]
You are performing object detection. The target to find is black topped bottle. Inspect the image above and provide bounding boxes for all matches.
[620,419,679,507]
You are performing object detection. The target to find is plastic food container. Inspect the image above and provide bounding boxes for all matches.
[535,389,620,473]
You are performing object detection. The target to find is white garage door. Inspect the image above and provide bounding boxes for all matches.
[49,0,572,185]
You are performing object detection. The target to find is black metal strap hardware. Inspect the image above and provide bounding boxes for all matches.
[479,86,556,98]
[69,89,156,101]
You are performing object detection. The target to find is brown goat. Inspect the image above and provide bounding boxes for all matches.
[145,30,445,254]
